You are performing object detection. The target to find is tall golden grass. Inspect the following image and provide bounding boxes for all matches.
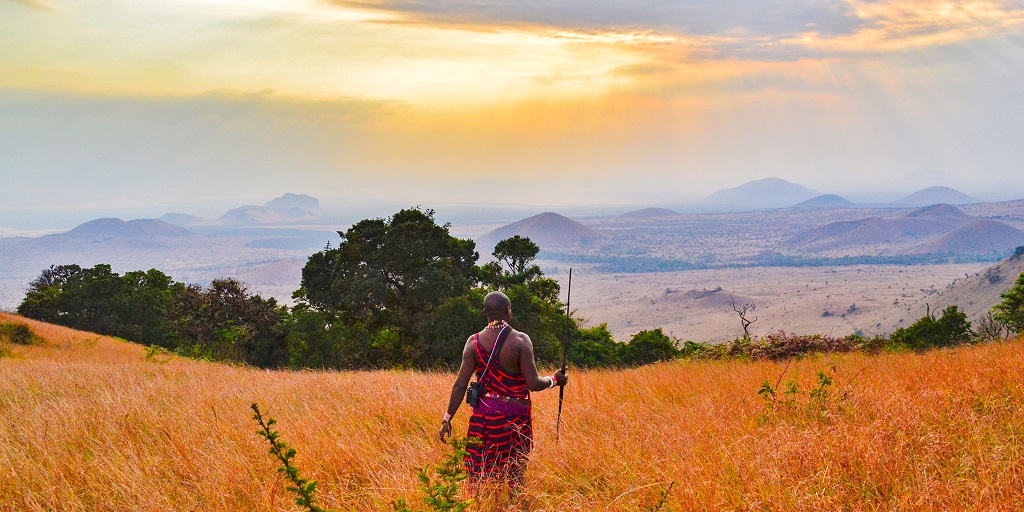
[1,310,1022,511]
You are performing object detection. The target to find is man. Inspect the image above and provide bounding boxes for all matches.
[439,291,568,485]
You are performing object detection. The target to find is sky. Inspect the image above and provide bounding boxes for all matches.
[2,0,1024,221]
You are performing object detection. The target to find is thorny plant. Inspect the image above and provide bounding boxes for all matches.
[393,437,475,512]
[251,403,329,512]
[644,481,676,512]
[252,403,474,512]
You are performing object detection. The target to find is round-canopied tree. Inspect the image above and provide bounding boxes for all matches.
[295,208,479,365]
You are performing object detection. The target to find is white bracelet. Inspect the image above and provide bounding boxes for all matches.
[547,376,556,389]
[442,412,452,423]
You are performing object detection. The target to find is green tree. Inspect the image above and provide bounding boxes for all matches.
[415,288,488,368]
[114,269,177,345]
[18,264,176,346]
[166,279,288,367]
[480,235,543,288]
[993,272,1024,334]
[296,208,478,366]
[18,264,86,325]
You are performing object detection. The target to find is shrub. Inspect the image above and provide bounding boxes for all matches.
[679,340,709,358]
[570,324,622,368]
[0,322,40,345]
[890,306,973,351]
[620,329,680,366]
[975,312,1009,342]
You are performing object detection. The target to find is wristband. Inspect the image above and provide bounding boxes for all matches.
[442,412,452,423]
[547,375,556,389]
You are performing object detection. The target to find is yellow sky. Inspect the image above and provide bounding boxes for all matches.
[4,0,1020,105]
[2,0,1024,208]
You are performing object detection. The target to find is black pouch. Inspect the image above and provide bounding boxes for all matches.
[465,325,510,409]
[465,382,481,408]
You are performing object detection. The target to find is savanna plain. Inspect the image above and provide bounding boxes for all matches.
[2,311,1023,511]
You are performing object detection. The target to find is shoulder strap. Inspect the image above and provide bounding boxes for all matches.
[478,325,511,385]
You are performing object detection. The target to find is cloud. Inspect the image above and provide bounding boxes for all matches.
[329,0,1024,62]
[785,0,1024,52]
[331,0,862,38]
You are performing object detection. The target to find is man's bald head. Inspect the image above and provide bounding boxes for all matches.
[484,291,511,321]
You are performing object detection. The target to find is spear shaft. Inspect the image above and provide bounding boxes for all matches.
[556,267,572,441]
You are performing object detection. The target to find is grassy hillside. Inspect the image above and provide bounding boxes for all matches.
[1,312,1023,510]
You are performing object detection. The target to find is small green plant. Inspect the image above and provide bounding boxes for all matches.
[807,370,834,415]
[392,437,475,512]
[251,403,329,512]
[758,366,843,426]
[144,345,173,363]
[250,403,473,512]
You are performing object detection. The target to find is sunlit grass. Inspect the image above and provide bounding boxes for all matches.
[1,311,1022,510]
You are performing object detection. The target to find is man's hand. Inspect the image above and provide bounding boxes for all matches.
[554,368,569,387]
[439,420,452,443]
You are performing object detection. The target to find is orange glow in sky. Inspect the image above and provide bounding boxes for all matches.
[2,0,1023,207]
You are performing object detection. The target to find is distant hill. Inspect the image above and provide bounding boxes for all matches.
[905,220,1024,256]
[877,251,1024,333]
[615,207,680,219]
[786,204,970,251]
[693,178,820,212]
[892,186,978,207]
[217,205,317,226]
[904,203,972,221]
[159,213,204,227]
[160,193,324,227]
[264,193,322,214]
[66,218,196,239]
[0,218,203,281]
[794,194,855,209]
[475,212,607,252]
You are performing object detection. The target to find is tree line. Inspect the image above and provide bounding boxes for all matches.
[16,208,1024,369]
[16,208,679,370]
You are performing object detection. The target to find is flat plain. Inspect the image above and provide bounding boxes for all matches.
[551,262,988,342]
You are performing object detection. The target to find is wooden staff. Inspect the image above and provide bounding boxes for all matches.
[556,267,572,441]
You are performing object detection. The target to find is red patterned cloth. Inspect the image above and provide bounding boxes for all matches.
[464,333,532,484]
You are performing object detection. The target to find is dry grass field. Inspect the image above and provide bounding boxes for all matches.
[2,311,1024,511]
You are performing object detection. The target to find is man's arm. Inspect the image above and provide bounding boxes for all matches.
[518,333,568,392]
[440,337,477,442]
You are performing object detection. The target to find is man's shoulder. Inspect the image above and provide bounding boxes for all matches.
[509,328,532,347]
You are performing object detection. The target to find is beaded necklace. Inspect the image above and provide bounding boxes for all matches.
[486,320,509,330]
